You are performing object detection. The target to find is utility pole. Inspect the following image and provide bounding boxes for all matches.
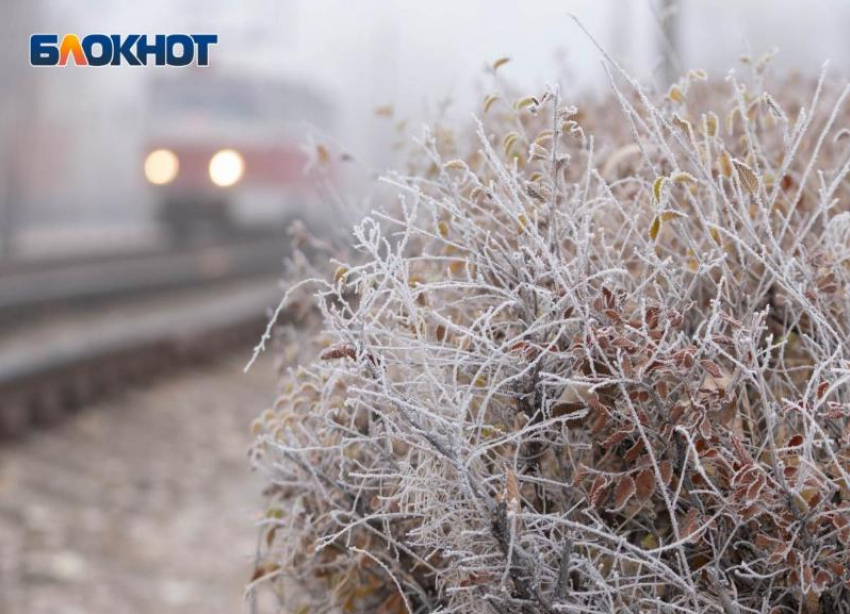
[0,1,38,260]
[659,0,682,86]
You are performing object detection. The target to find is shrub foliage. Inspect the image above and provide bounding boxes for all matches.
[250,60,850,614]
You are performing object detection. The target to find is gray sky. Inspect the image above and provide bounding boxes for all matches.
[4,0,850,235]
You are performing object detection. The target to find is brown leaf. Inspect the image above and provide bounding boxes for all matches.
[645,306,660,329]
[612,475,636,511]
[719,398,737,426]
[624,439,645,462]
[590,410,609,434]
[434,323,448,342]
[635,469,656,501]
[732,159,759,194]
[660,460,674,486]
[682,507,700,538]
[787,434,804,447]
[551,401,584,418]
[589,475,609,509]
[700,359,722,378]
[504,468,521,510]
[250,562,281,583]
[320,344,357,361]
[493,57,511,70]
[601,430,628,449]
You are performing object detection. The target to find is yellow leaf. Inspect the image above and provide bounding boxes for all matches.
[517,213,528,233]
[704,112,718,137]
[437,220,450,238]
[668,85,685,103]
[653,176,667,203]
[719,151,733,177]
[533,130,554,145]
[641,533,659,549]
[660,210,687,222]
[483,94,499,114]
[493,57,511,70]
[650,216,662,241]
[334,266,348,284]
[671,171,697,185]
[503,132,519,155]
[514,95,539,111]
[448,260,466,276]
[316,144,330,164]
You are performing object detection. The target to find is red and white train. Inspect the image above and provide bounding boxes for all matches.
[141,72,331,241]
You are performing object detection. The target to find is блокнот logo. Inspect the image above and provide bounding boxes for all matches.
[30,34,218,67]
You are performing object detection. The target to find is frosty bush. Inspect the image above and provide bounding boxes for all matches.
[249,56,850,614]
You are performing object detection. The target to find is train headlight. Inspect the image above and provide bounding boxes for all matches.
[144,149,179,185]
[209,149,244,187]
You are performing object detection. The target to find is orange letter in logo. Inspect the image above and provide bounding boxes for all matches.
[59,34,87,66]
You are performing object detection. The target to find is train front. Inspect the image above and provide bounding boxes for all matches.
[141,73,323,243]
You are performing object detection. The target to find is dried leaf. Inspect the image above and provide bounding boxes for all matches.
[514,95,539,111]
[660,210,687,222]
[503,132,519,155]
[682,507,700,538]
[320,344,357,361]
[653,176,667,203]
[612,475,636,510]
[601,430,628,449]
[660,460,674,485]
[250,562,281,583]
[787,434,804,448]
[704,112,719,137]
[635,469,656,501]
[650,216,662,241]
[590,410,609,434]
[668,84,685,103]
[483,94,499,114]
[671,171,697,185]
[589,475,609,508]
[700,359,722,378]
[732,159,759,194]
[719,151,733,177]
[493,57,511,71]
[316,144,330,164]
[435,324,447,342]
[624,439,645,462]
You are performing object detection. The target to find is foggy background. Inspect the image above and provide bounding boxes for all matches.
[1,0,849,259]
[2,3,849,613]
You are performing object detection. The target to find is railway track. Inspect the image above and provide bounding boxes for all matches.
[0,232,289,321]
[0,238,290,439]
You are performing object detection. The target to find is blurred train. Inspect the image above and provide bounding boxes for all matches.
[141,71,331,242]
